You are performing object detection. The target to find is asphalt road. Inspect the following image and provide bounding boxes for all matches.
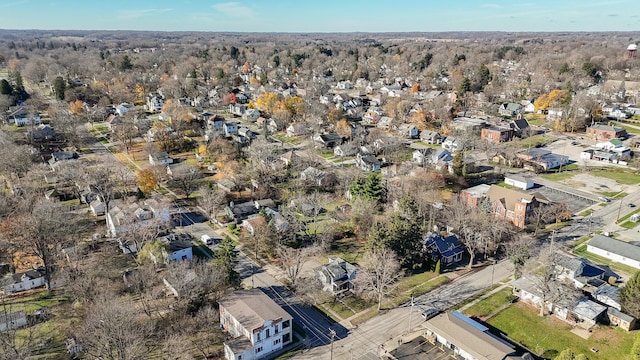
[295,261,514,360]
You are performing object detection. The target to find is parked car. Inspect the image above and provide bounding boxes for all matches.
[629,203,636,208]
[421,308,440,320]
[201,234,220,245]
[598,196,611,203]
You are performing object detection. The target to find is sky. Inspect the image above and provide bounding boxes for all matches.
[1,0,640,32]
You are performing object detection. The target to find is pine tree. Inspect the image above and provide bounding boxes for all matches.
[621,271,640,318]
[53,76,66,100]
[434,260,441,274]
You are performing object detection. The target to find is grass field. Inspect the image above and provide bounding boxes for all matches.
[489,302,635,360]
[590,169,640,185]
[462,287,516,318]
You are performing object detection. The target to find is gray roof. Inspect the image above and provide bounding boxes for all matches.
[0,310,25,325]
[573,299,606,321]
[425,312,515,360]
[219,289,292,332]
[588,235,640,262]
[607,307,635,323]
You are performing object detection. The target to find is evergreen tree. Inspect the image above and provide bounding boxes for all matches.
[451,151,465,177]
[621,271,640,318]
[434,259,441,274]
[214,235,240,287]
[362,172,384,202]
[0,79,12,95]
[53,76,66,101]
[119,55,133,71]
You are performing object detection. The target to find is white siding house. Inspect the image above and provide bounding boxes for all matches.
[220,289,293,360]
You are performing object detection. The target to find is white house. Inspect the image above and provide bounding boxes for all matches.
[219,289,293,360]
[397,124,419,139]
[224,122,239,137]
[4,268,46,294]
[146,94,164,113]
[107,198,171,239]
[587,235,640,270]
[504,174,534,190]
[149,152,174,165]
[0,310,27,332]
[13,116,41,127]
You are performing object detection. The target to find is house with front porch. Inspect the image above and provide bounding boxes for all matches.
[315,257,357,295]
[422,232,464,265]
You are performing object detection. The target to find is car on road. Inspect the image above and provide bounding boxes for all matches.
[598,196,611,203]
[629,203,636,208]
[421,308,440,321]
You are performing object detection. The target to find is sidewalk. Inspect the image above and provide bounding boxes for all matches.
[457,279,513,313]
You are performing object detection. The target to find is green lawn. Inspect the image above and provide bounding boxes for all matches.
[590,169,640,185]
[617,208,640,224]
[489,303,635,360]
[620,221,639,229]
[539,171,577,182]
[516,135,556,148]
[616,123,640,135]
[578,209,593,217]
[395,271,439,294]
[462,287,516,318]
[389,276,450,307]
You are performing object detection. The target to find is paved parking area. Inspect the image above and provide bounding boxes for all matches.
[530,185,596,213]
[389,337,454,360]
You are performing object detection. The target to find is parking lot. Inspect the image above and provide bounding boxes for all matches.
[389,336,454,360]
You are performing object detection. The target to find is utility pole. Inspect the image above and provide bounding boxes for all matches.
[617,198,624,221]
[408,296,414,336]
[329,328,336,360]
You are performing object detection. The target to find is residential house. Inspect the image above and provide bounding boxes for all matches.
[442,137,465,152]
[217,179,240,193]
[286,123,310,137]
[397,124,419,139]
[207,115,226,132]
[229,103,247,116]
[0,310,27,332]
[263,207,289,233]
[279,151,300,167]
[3,268,46,294]
[516,148,569,171]
[510,118,531,136]
[451,117,487,132]
[115,103,133,116]
[587,234,640,270]
[243,108,261,122]
[315,257,357,295]
[267,119,288,133]
[219,289,293,360]
[312,133,342,148]
[146,94,164,113]
[226,201,260,222]
[412,148,452,167]
[460,184,491,208]
[376,116,394,130]
[224,122,239,137]
[504,174,534,190]
[355,153,381,172]
[424,312,520,360]
[511,276,575,321]
[48,151,77,168]
[586,124,628,141]
[498,102,522,116]
[150,234,194,264]
[12,115,42,127]
[420,130,444,144]
[362,107,383,124]
[241,216,267,236]
[486,185,539,228]
[481,126,514,143]
[89,198,105,216]
[573,299,608,329]
[26,124,58,142]
[149,152,174,165]
[520,99,536,113]
[422,232,464,265]
[593,284,622,310]
[552,253,606,288]
[334,143,359,157]
[106,198,170,239]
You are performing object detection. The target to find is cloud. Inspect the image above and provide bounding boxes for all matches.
[481,3,502,8]
[212,2,255,17]
[0,0,29,8]
[117,8,172,21]
[608,13,619,16]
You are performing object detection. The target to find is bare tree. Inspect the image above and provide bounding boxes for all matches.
[196,185,228,222]
[276,244,318,289]
[504,233,536,277]
[79,296,154,360]
[168,165,201,198]
[355,247,402,311]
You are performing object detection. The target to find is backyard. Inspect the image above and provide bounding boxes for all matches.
[488,302,635,360]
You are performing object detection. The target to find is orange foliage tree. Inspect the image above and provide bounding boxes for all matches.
[534,89,570,111]
[335,119,352,139]
[136,168,158,195]
[69,99,84,114]
[256,92,279,115]
[411,83,421,93]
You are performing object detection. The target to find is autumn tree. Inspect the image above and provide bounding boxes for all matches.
[256,92,279,116]
[68,99,84,114]
[136,168,158,195]
[355,247,402,310]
